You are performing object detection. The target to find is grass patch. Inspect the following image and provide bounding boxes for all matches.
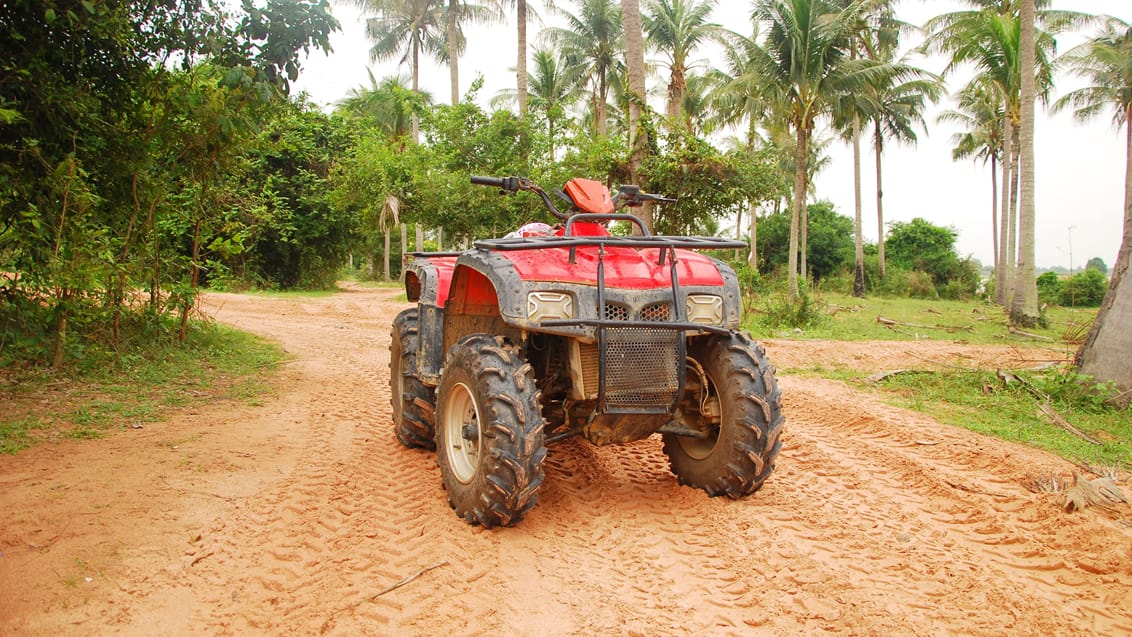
[838,366,1129,469]
[0,321,285,454]
[745,291,1098,346]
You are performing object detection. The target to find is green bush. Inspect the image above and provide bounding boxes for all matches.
[1036,271,1062,305]
[907,271,938,299]
[1059,269,1108,307]
[756,288,826,331]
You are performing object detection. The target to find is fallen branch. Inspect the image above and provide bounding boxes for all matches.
[1037,400,1102,446]
[1008,326,1054,342]
[876,316,974,333]
[323,561,450,629]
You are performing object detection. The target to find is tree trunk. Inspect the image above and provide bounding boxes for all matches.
[400,223,408,260]
[448,0,460,105]
[852,114,865,297]
[788,124,807,301]
[1075,111,1132,404]
[517,0,528,117]
[991,155,999,276]
[383,231,391,281]
[995,118,1013,304]
[1010,0,1039,326]
[747,199,758,270]
[1006,132,1020,302]
[411,41,421,144]
[874,120,886,278]
[623,0,650,231]
[415,223,424,252]
[667,62,685,127]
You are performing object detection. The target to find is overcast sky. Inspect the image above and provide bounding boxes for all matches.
[292,0,1130,271]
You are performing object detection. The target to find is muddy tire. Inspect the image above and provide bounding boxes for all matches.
[435,335,547,527]
[390,308,436,450]
[662,332,784,498]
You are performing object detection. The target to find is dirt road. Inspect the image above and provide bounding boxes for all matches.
[2,284,1130,636]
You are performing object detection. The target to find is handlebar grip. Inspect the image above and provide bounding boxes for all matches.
[470,175,505,188]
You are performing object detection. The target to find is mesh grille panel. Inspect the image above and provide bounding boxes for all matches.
[603,328,681,409]
[641,302,671,322]
[604,303,629,321]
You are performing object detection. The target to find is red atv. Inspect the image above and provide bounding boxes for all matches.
[391,176,783,527]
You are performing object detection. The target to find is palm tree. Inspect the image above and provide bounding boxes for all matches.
[642,0,723,127]
[349,0,447,143]
[750,0,870,300]
[623,0,650,230]
[938,78,1005,276]
[922,1,1080,305]
[1057,16,1132,400]
[442,1,498,105]
[544,0,624,137]
[336,72,432,145]
[493,48,584,160]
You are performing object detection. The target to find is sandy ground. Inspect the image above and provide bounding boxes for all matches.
[1,283,1130,636]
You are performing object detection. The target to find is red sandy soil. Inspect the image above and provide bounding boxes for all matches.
[2,283,1130,636]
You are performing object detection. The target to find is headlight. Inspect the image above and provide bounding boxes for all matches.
[527,291,574,321]
[686,294,723,325]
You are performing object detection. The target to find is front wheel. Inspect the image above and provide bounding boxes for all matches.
[662,332,784,498]
[435,335,547,527]
[390,308,435,450]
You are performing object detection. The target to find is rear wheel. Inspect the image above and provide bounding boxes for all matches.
[662,332,784,498]
[435,335,547,527]
[390,308,435,450]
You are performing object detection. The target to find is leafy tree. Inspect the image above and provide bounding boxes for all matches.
[885,217,979,295]
[1085,257,1108,274]
[757,201,853,281]
[1036,270,1061,305]
[1060,268,1108,307]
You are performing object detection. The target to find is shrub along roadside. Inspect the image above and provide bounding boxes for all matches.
[0,322,285,454]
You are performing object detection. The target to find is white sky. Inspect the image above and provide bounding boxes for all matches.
[293,0,1130,271]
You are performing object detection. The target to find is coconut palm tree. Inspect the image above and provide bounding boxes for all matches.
[544,0,624,137]
[441,1,498,104]
[336,72,432,145]
[922,1,1082,305]
[938,78,1005,276]
[349,0,447,143]
[493,48,584,160]
[642,0,724,127]
[1057,16,1132,400]
[749,0,871,300]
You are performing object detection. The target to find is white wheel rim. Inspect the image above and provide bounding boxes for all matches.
[680,370,721,460]
[444,381,481,483]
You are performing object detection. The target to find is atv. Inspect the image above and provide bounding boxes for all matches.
[391,176,784,527]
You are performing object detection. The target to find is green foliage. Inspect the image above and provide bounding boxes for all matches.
[1036,271,1062,305]
[757,201,854,280]
[885,218,979,298]
[1059,268,1108,307]
[755,287,826,331]
[1085,257,1108,274]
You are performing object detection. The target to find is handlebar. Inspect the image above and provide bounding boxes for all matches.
[469,175,677,222]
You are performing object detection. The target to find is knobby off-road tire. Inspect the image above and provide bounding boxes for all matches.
[435,334,547,527]
[390,308,436,450]
[662,332,784,498]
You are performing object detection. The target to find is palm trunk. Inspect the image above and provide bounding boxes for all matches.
[448,0,460,105]
[1006,134,1020,301]
[623,0,649,231]
[874,120,886,278]
[415,223,424,252]
[1075,110,1132,403]
[411,41,421,144]
[852,114,865,297]
[995,118,1013,304]
[747,199,758,270]
[517,0,528,117]
[990,155,999,275]
[788,125,807,301]
[1010,0,1039,326]
[384,231,391,281]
